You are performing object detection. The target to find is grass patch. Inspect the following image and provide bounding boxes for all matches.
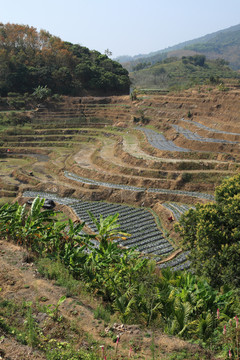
[0,197,15,206]
[124,132,140,145]
[144,124,163,134]
[190,172,236,184]
[37,257,83,297]
[0,298,30,345]
[167,349,209,360]
[0,157,33,172]
[93,304,111,323]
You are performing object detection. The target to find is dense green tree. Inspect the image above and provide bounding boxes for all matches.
[215,174,240,202]
[182,55,206,67]
[193,55,206,66]
[0,23,130,96]
[175,174,240,288]
[52,66,72,94]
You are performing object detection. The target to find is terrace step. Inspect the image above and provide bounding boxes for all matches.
[23,191,175,263]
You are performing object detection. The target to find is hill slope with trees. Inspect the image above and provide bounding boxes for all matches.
[185,26,240,70]
[0,23,130,96]
[117,23,240,71]
[130,55,240,90]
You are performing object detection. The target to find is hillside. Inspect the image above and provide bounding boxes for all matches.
[1,86,240,232]
[117,23,240,72]
[1,85,240,358]
[130,55,240,90]
[0,23,130,96]
[185,29,240,70]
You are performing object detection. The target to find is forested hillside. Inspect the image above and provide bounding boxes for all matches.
[130,55,240,90]
[185,26,240,70]
[0,23,130,96]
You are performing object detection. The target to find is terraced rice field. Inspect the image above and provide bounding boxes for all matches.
[64,171,215,200]
[64,171,145,192]
[23,190,190,269]
[162,202,194,221]
[159,252,191,271]
[180,118,240,136]
[2,89,240,272]
[136,126,189,152]
[172,124,239,144]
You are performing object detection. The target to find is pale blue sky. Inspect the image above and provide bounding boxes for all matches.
[1,0,240,57]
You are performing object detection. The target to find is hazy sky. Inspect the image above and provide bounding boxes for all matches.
[1,0,240,57]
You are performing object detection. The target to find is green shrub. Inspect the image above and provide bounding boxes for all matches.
[51,94,62,102]
[181,172,192,182]
[46,344,101,360]
[175,173,240,288]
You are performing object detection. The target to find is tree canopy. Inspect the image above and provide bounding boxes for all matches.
[175,174,240,288]
[0,23,130,96]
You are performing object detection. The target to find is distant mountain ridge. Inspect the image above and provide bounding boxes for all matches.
[116,23,240,70]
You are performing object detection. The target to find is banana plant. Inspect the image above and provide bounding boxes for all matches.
[67,219,85,240]
[62,241,88,275]
[25,196,56,229]
[88,211,130,250]
[22,197,57,250]
[0,202,21,238]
